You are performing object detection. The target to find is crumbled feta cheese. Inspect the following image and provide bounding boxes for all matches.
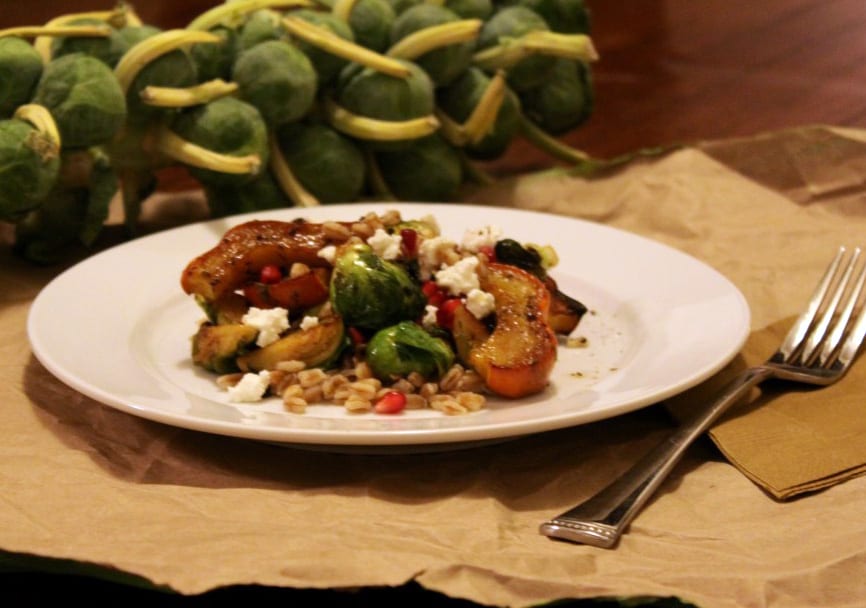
[367,228,402,260]
[299,315,319,331]
[227,371,271,402]
[461,225,502,253]
[242,307,290,347]
[465,288,495,319]
[435,255,480,296]
[418,235,456,279]
[317,245,336,264]
[422,304,438,328]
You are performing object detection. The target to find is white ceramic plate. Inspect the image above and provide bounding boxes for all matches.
[28,203,750,451]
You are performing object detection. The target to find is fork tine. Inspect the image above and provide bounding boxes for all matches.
[778,246,847,362]
[834,255,866,369]
[803,247,862,364]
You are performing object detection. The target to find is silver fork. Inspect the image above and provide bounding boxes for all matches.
[540,246,866,548]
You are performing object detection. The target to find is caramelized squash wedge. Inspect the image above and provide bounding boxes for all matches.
[455,263,558,398]
[192,323,259,374]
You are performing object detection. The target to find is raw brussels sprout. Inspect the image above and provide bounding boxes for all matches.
[344,0,396,52]
[330,242,427,330]
[444,0,493,20]
[275,122,365,203]
[124,44,198,125]
[0,118,59,222]
[390,5,474,86]
[289,9,355,85]
[170,96,269,186]
[190,25,237,82]
[366,321,455,380]
[232,39,317,128]
[0,37,43,118]
[476,6,554,91]
[50,18,129,66]
[32,53,127,148]
[519,58,593,134]
[374,134,463,201]
[337,59,434,121]
[236,9,288,51]
[203,169,290,217]
[437,66,521,159]
[501,0,591,33]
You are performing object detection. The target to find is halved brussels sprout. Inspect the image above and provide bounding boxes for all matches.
[32,53,127,148]
[330,242,427,330]
[366,320,455,380]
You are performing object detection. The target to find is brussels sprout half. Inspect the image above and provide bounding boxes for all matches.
[366,320,455,381]
[330,242,427,330]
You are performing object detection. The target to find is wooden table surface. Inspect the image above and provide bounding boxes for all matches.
[4,0,866,175]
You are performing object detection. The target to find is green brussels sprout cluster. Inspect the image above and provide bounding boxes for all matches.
[0,0,597,263]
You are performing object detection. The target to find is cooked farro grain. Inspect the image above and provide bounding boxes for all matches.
[323,221,351,240]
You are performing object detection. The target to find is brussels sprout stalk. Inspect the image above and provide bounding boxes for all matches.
[436,69,506,146]
[268,137,321,207]
[324,97,439,142]
[140,79,239,107]
[13,104,61,150]
[386,19,482,61]
[473,31,598,71]
[187,0,314,31]
[154,124,262,176]
[114,29,222,94]
[282,16,410,78]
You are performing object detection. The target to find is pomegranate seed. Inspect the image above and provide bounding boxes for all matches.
[422,280,446,306]
[400,228,418,257]
[436,298,463,330]
[259,264,282,284]
[374,391,407,414]
[478,245,496,262]
[347,326,366,346]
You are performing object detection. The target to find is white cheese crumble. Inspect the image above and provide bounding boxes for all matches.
[418,235,456,279]
[299,315,319,331]
[317,245,336,264]
[242,307,290,347]
[422,304,438,328]
[227,370,271,402]
[435,255,480,296]
[465,288,495,319]
[367,228,402,260]
[461,225,502,253]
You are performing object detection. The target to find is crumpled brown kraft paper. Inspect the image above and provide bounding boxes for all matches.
[2,125,866,608]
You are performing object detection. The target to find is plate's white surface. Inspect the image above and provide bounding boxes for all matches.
[28,203,750,450]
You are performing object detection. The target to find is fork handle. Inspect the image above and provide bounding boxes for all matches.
[539,365,773,548]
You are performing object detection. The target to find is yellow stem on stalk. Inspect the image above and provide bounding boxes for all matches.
[434,110,467,147]
[14,103,62,152]
[155,125,262,176]
[269,138,321,207]
[331,0,359,22]
[472,31,598,71]
[114,29,222,94]
[0,25,111,39]
[324,97,440,142]
[386,19,482,61]
[433,70,506,147]
[518,114,592,164]
[187,0,314,30]
[139,79,239,107]
[282,16,410,78]
[32,5,132,61]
